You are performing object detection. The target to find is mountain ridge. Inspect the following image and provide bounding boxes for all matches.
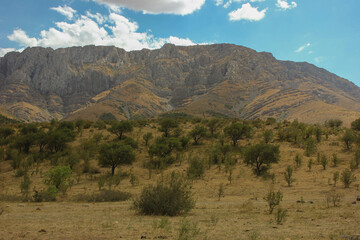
[0,43,359,124]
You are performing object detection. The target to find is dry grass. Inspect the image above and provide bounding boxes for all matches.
[0,123,360,239]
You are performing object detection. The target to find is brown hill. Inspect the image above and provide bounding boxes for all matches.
[0,44,359,124]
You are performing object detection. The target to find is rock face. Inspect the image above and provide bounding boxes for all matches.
[0,44,359,124]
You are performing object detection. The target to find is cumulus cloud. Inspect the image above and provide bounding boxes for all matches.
[0,48,15,57]
[86,11,106,24]
[295,43,310,53]
[6,9,198,52]
[94,0,205,15]
[229,3,267,21]
[276,0,297,10]
[223,0,265,8]
[50,5,77,20]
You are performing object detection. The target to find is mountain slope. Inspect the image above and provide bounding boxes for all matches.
[0,44,359,124]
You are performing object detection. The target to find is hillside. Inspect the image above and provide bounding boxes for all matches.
[0,44,359,124]
[0,118,359,239]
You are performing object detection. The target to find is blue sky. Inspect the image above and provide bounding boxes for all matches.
[0,0,359,86]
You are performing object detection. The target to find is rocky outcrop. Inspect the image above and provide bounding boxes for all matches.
[0,44,359,123]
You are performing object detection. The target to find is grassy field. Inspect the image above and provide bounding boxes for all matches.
[0,119,359,240]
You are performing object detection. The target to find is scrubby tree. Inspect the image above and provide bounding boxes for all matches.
[264,189,283,214]
[0,127,15,139]
[47,128,76,153]
[224,122,252,147]
[158,118,179,137]
[44,165,72,194]
[342,129,356,150]
[143,132,153,147]
[189,125,208,145]
[148,137,182,169]
[325,119,343,128]
[244,143,280,176]
[341,169,356,188]
[263,129,274,144]
[98,142,135,176]
[351,118,360,131]
[108,120,133,140]
[207,118,221,137]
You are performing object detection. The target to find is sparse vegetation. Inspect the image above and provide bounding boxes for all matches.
[133,172,195,216]
[0,117,359,239]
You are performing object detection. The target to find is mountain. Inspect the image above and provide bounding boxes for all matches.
[0,44,359,125]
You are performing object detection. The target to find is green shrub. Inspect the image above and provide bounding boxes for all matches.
[275,208,287,225]
[341,169,356,188]
[33,186,57,202]
[187,157,205,179]
[264,189,283,214]
[44,165,73,194]
[284,165,295,187]
[294,154,302,168]
[321,155,329,170]
[133,172,195,216]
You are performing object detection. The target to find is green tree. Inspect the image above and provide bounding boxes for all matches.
[108,121,133,140]
[224,122,252,147]
[342,129,357,150]
[0,127,15,139]
[44,165,72,193]
[207,118,221,137]
[143,132,153,147]
[47,128,76,153]
[351,118,360,131]
[158,118,179,137]
[263,129,274,144]
[98,142,135,176]
[244,143,280,176]
[189,125,208,145]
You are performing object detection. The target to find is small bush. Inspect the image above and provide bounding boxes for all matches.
[275,208,287,225]
[33,187,57,202]
[341,169,356,188]
[332,154,339,167]
[264,189,283,214]
[321,155,329,170]
[284,166,295,187]
[133,172,195,216]
[325,189,343,207]
[187,157,205,179]
[294,154,302,168]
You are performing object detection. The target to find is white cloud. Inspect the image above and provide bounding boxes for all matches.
[295,43,310,53]
[8,29,38,47]
[50,5,77,20]
[7,11,198,52]
[86,11,106,24]
[0,48,15,57]
[229,3,267,21]
[94,0,206,15]
[215,0,224,6]
[276,0,297,10]
[223,0,265,8]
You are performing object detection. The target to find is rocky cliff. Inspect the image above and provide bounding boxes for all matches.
[0,44,359,124]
